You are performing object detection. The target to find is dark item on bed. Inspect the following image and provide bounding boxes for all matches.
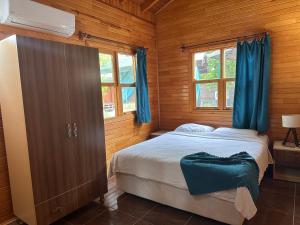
[180,152,259,200]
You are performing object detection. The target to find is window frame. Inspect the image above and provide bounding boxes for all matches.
[190,43,236,111]
[99,50,137,120]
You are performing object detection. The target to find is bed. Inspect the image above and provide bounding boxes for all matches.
[109,128,273,225]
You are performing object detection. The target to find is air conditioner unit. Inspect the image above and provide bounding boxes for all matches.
[0,0,75,37]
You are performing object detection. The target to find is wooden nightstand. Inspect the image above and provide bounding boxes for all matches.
[273,141,300,183]
[150,130,169,139]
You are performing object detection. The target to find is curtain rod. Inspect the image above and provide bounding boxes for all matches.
[78,32,146,50]
[181,32,268,52]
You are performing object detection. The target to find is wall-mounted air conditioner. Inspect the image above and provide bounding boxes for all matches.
[0,0,75,37]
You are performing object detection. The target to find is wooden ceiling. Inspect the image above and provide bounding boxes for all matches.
[133,0,175,14]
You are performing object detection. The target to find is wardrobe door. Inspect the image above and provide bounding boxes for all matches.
[65,45,107,201]
[16,36,77,204]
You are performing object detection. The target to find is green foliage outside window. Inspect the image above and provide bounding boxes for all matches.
[225,58,236,78]
[194,48,236,108]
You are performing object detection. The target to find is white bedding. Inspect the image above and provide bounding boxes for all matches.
[109,131,273,220]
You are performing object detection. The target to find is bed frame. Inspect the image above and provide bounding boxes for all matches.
[116,173,244,225]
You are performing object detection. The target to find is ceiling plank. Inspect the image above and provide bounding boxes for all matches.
[141,0,160,12]
[155,0,176,14]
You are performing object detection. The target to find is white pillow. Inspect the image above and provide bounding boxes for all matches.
[213,127,258,137]
[175,123,215,133]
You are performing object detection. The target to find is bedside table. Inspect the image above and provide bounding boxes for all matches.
[150,130,169,139]
[273,141,300,183]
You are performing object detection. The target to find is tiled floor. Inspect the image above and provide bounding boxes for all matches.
[12,177,299,225]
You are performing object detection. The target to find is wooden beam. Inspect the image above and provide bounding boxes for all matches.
[141,0,160,12]
[155,0,176,15]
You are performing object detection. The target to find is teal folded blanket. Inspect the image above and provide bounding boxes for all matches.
[180,152,259,200]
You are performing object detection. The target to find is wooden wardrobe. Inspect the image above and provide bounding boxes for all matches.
[0,35,107,225]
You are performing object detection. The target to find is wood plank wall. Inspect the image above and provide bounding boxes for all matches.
[156,0,300,141]
[97,0,154,22]
[0,0,158,223]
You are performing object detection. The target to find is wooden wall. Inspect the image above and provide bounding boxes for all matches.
[97,0,154,22]
[156,0,300,141]
[0,0,158,223]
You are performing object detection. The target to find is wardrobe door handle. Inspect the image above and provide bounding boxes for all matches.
[73,122,78,138]
[66,123,72,139]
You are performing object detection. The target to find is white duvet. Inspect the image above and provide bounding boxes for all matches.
[109,131,273,220]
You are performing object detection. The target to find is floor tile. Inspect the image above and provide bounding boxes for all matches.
[294,197,300,217]
[52,220,72,225]
[186,215,226,225]
[294,216,300,225]
[244,207,293,225]
[64,201,107,225]
[43,177,300,225]
[10,221,28,225]
[142,204,192,225]
[256,190,294,215]
[104,192,128,209]
[296,183,300,197]
[133,219,155,225]
[115,194,158,218]
[8,222,22,225]
[87,209,139,225]
[260,178,295,197]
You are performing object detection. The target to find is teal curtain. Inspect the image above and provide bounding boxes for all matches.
[136,48,151,124]
[233,34,271,133]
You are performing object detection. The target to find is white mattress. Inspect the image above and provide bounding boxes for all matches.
[109,131,273,219]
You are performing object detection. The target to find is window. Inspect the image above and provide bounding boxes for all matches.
[193,46,236,110]
[100,53,116,119]
[99,52,137,119]
[224,47,237,108]
[118,53,137,113]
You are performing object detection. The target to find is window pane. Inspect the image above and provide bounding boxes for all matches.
[122,87,136,112]
[118,54,135,84]
[101,86,116,119]
[99,53,114,83]
[224,47,237,78]
[194,50,221,81]
[226,81,235,108]
[195,83,218,107]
